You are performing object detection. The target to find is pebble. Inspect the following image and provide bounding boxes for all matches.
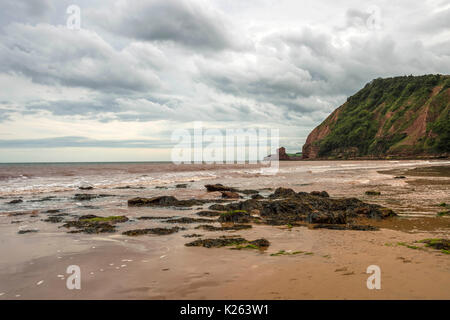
[36,280,44,286]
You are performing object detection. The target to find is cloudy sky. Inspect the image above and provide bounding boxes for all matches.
[0,0,449,162]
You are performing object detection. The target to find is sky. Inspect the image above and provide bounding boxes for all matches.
[0,0,449,162]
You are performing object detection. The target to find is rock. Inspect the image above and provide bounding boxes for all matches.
[185,237,247,248]
[183,234,203,238]
[8,199,23,204]
[251,194,264,199]
[205,184,237,192]
[73,194,97,201]
[62,215,128,234]
[176,184,188,188]
[42,216,64,223]
[310,224,379,231]
[18,229,38,234]
[186,237,269,249]
[365,190,381,196]
[28,196,56,202]
[418,238,450,252]
[195,224,252,231]
[221,191,240,199]
[128,196,203,207]
[122,227,184,236]
[220,199,263,212]
[307,211,346,224]
[249,238,270,248]
[196,211,222,217]
[268,187,296,199]
[239,189,259,195]
[137,216,177,220]
[79,186,94,190]
[208,204,227,211]
[218,210,251,223]
[394,176,406,179]
[165,217,215,224]
[219,192,396,225]
[114,185,145,189]
[43,209,61,214]
[310,191,330,198]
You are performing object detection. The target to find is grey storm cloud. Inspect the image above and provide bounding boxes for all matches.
[0,0,449,155]
[0,23,162,92]
[93,0,245,51]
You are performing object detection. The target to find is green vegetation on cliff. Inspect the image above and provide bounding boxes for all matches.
[304,75,450,159]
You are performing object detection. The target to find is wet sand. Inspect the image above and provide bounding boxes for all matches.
[0,160,449,299]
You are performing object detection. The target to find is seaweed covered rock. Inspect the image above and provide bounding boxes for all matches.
[307,211,346,224]
[62,215,128,234]
[216,191,396,226]
[165,217,215,224]
[269,187,296,199]
[310,224,379,231]
[185,237,270,249]
[195,224,252,231]
[219,199,263,212]
[205,184,237,192]
[365,190,381,196]
[249,238,270,248]
[122,227,184,236]
[128,196,203,207]
[251,194,264,200]
[218,210,251,223]
[239,189,259,195]
[8,199,23,204]
[196,211,222,217]
[310,191,330,198]
[185,237,247,248]
[418,238,450,252]
[221,191,240,199]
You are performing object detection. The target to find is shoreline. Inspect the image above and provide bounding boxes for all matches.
[0,160,448,299]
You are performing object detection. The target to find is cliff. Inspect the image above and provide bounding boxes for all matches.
[302,75,450,159]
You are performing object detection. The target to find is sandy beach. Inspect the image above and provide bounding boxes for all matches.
[0,160,449,299]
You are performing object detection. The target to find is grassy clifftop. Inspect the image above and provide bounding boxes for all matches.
[302,75,450,159]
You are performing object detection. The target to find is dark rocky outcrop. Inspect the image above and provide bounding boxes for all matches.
[310,191,330,198]
[73,194,114,201]
[185,237,270,249]
[221,191,240,199]
[128,196,229,207]
[310,224,379,231]
[209,188,396,226]
[137,216,177,220]
[218,210,251,223]
[18,229,38,234]
[128,196,200,207]
[165,217,215,224]
[195,224,252,231]
[196,211,222,217]
[122,227,184,236]
[8,199,23,204]
[302,75,450,159]
[185,237,247,248]
[62,215,128,234]
[205,184,237,192]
